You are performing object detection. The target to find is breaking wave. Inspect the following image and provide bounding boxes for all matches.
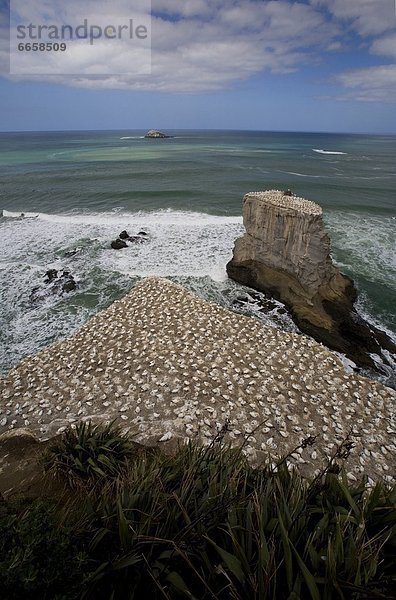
[313,148,347,155]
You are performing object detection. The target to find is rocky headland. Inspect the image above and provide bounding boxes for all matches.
[1,277,395,484]
[226,190,396,371]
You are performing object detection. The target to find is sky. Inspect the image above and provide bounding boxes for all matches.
[0,0,396,133]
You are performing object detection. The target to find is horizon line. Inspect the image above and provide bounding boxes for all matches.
[1,127,396,136]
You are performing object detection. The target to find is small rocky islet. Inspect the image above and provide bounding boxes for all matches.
[144,129,172,139]
[1,191,395,484]
[110,229,150,250]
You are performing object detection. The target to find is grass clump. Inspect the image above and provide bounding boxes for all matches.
[41,420,135,488]
[82,438,396,600]
[5,422,396,599]
[0,497,89,600]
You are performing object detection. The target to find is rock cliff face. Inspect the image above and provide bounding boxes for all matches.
[227,190,396,371]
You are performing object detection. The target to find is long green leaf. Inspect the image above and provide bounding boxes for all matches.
[290,542,321,600]
[205,537,245,584]
[336,479,360,518]
[112,553,141,571]
[166,571,196,599]
[277,511,293,593]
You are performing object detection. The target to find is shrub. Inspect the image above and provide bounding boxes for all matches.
[41,420,135,489]
[0,498,89,600]
[28,424,396,599]
[82,439,396,600]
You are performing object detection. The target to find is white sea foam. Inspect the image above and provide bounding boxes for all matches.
[0,208,244,286]
[326,211,396,286]
[355,294,396,344]
[2,210,39,219]
[284,171,322,178]
[1,207,394,387]
[1,208,243,227]
[313,149,347,155]
[94,210,244,279]
[119,136,145,139]
[0,207,296,375]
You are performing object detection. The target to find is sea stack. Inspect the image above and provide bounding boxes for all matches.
[226,190,396,370]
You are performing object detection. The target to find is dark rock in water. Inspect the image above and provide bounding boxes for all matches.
[128,235,148,244]
[249,291,265,303]
[111,239,128,250]
[44,269,58,283]
[145,129,171,139]
[283,189,293,196]
[64,247,81,258]
[62,281,76,293]
[111,231,149,248]
[227,190,396,372]
[232,292,277,314]
[61,272,77,293]
[30,270,77,302]
[29,287,42,302]
[258,299,277,313]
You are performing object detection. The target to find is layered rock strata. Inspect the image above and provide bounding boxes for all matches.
[0,277,395,482]
[226,191,396,370]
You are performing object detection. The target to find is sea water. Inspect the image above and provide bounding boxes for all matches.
[0,130,395,384]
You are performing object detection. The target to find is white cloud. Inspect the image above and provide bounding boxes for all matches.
[153,0,213,18]
[326,41,342,51]
[2,0,396,103]
[311,0,396,102]
[4,0,338,91]
[371,33,396,59]
[8,0,151,76]
[310,0,395,36]
[336,64,396,102]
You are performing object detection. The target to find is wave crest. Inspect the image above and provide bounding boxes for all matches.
[313,148,347,155]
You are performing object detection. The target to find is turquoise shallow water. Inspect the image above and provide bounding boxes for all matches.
[0,130,395,383]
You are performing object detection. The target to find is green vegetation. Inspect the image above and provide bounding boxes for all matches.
[41,420,135,488]
[0,498,89,600]
[1,422,395,600]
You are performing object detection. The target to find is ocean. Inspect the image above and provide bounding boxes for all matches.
[0,130,395,385]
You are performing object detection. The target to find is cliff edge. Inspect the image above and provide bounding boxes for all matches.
[226,190,396,371]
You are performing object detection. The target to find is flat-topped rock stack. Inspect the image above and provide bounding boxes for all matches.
[227,190,396,370]
[0,277,395,483]
[231,191,336,292]
[245,190,322,216]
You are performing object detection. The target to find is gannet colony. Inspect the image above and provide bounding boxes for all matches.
[0,277,395,482]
